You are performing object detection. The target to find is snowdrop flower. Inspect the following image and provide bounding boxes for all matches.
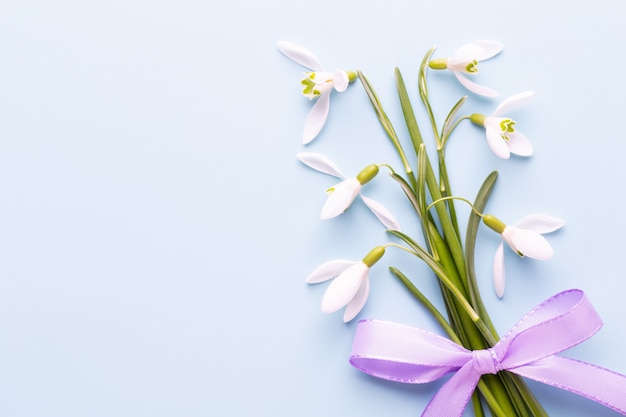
[306,246,385,322]
[483,213,565,298]
[277,41,356,144]
[470,91,535,159]
[297,152,400,230]
[428,40,503,97]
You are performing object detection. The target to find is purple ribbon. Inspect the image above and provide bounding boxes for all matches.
[350,289,626,416]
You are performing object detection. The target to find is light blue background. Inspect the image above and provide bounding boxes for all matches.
[1,0,625,416]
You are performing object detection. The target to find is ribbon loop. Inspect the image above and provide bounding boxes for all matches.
[349,289,626,416]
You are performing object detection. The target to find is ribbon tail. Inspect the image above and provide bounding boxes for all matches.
[422,362,481,417]
[513,356,626,415]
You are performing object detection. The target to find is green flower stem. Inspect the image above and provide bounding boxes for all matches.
[417,47,442,149]
[437,149,461,237]
[389,267,458,340]
[395,69,467,282]
[509,375,549,417]
[363,58,544,417]
[465,172,548,417]
[389,268,512,417]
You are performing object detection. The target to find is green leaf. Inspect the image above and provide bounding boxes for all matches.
[395,68,424,160]
[357,70,413,176]
[465,170,498,327]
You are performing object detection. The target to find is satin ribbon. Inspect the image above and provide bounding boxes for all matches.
[350,289,626,416]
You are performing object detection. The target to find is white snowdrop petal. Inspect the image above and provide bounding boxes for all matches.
[449,44,483,67]
[507,131,534,157]
[509,228,554,260]
[485,126,511,159]
[321,263,368,313]
[471,40,504,60]
[360,194,401,231]
[453,72,500,97]
[306,259,357,284]
[514,214,566,234]
[320,178,361,219]
[343,276,370,322]
[277,41,324,72]
[303,92,330,144]
[493,241,506,298]
[493,91,535,117]
[333,69,349,92]
[296,152,346,178]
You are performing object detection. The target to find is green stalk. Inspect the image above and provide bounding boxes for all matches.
[465,171,548,417]
[389,267,457,340]
[395,68,467,281]
[389,269,511,417]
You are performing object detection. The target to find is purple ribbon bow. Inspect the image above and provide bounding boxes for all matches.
[350,289,626,416]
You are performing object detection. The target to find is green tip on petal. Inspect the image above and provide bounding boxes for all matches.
[356,164,379,185]
[428,58,448,70]
[465,60,479,73]
[470,113,486,126]
[483,214,506,234]
[500,118,516,133]
[362,246,385,267]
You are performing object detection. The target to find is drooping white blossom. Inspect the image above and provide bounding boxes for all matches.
[429,40,503,97]
[297,152,400,230]
[278,41,356,144]
[306,246,385,322]
[470,91,535,159]
[484,214,565,298]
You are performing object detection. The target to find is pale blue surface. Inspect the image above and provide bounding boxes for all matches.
[1,1,625,416]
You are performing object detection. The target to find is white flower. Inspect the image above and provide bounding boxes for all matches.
[429,40,503,97]
[277,41,356,144]
[471,91,535,159]
[296,152,400,230]
[306,246,385,322]
[484,214,565,298]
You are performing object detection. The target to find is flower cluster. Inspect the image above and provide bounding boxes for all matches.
[279,40,566,416]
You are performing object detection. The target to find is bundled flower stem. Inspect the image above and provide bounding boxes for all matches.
[359,48,547,417]
[280,41,565,416]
